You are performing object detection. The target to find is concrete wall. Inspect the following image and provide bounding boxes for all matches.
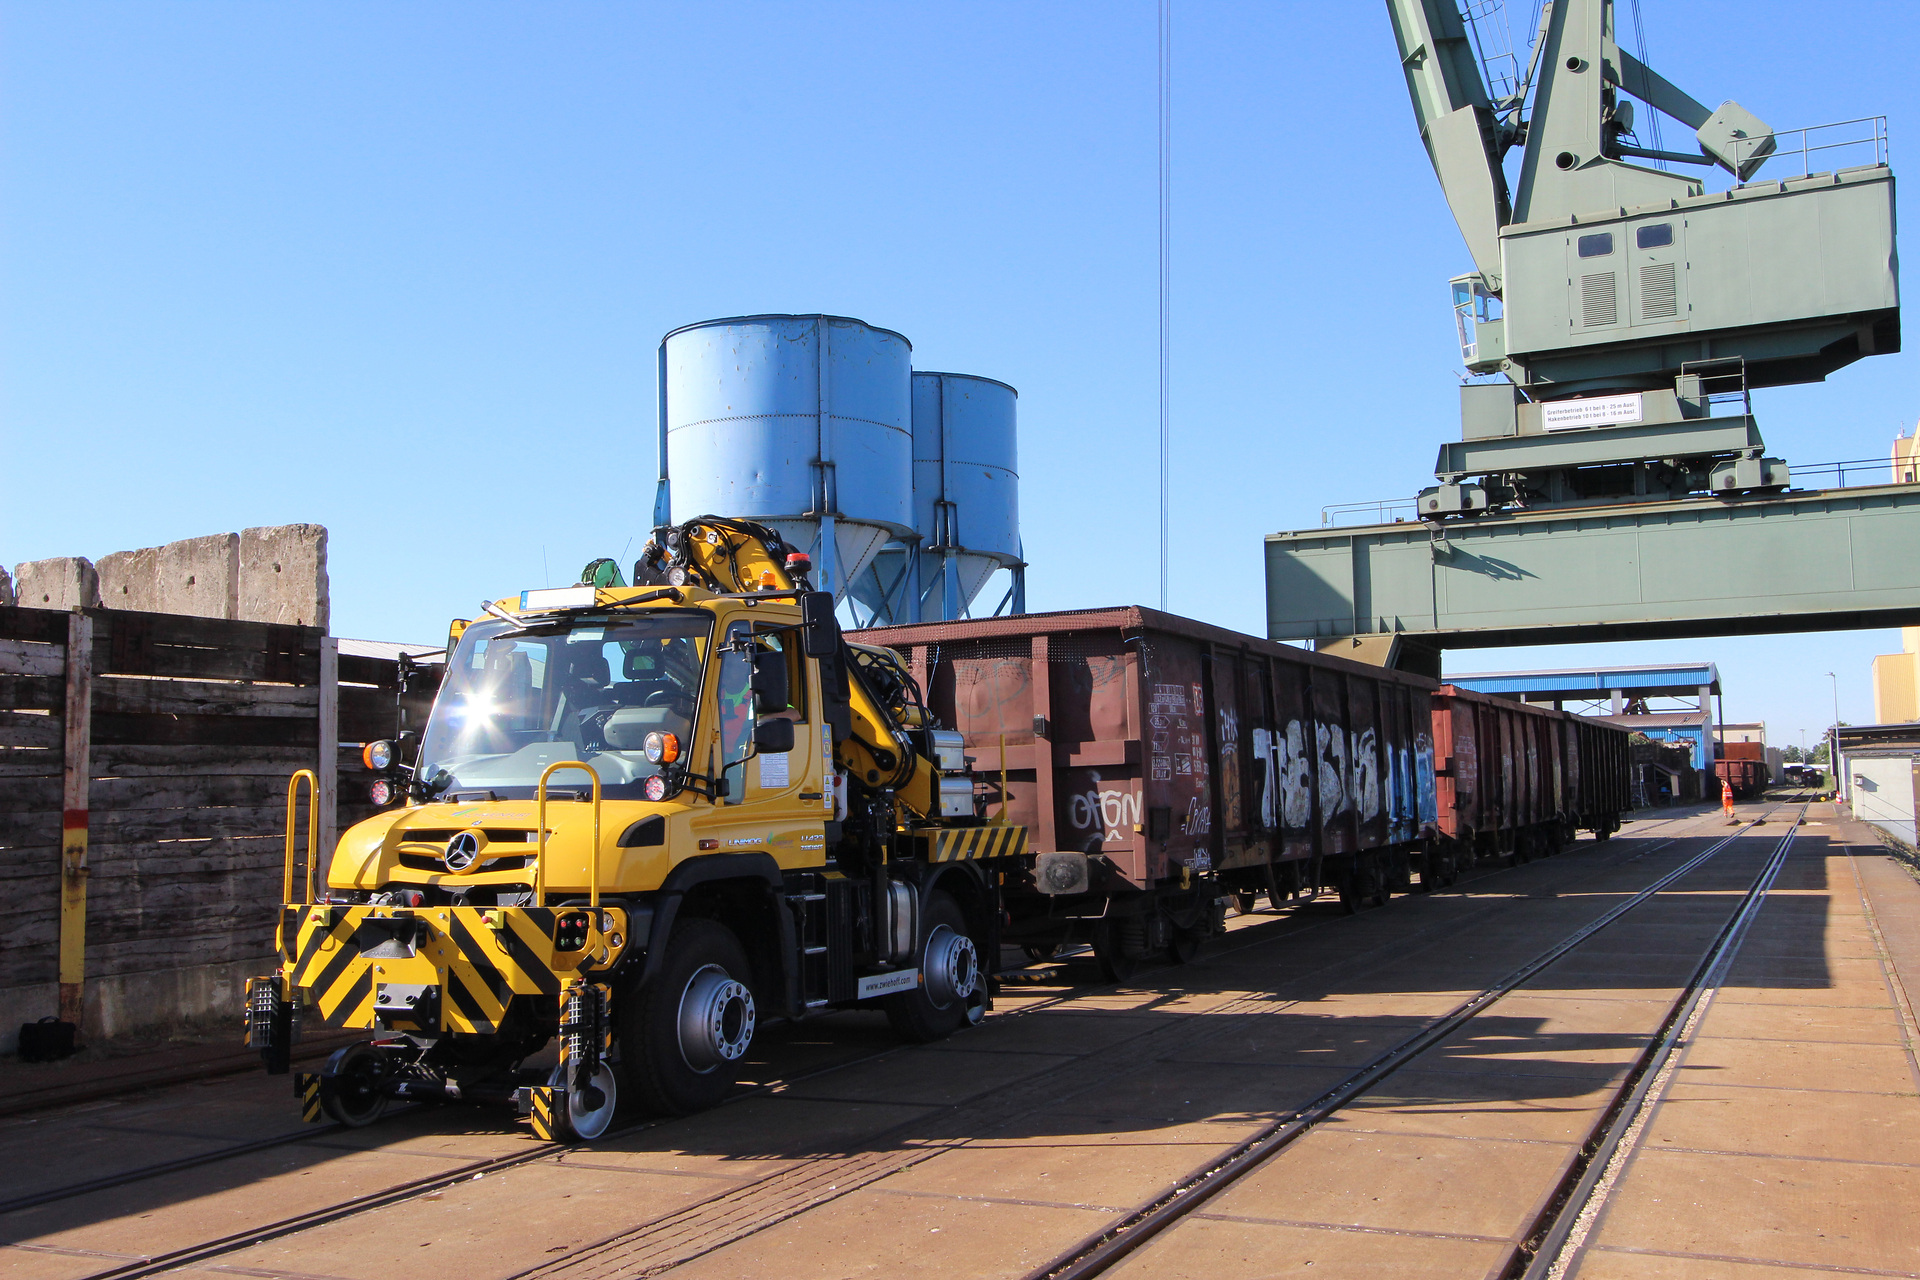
[97,533,241,619]
[14,556,100,609]
[14,524,326,628]
[0,958,263,1054]
[239,524,329,630]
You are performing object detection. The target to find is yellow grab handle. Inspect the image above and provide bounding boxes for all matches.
[536,761,603,908]
[279,770,320,955]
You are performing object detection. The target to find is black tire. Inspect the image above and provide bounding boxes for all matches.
[318,1042,391,1127]
[622,918,756,1117]
[886,891,983,1043]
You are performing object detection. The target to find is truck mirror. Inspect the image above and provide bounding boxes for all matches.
[754,718,796,755]
[752,651,790,712]
[802,591,838,658]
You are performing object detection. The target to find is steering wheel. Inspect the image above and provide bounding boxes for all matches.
[576,705,618,754]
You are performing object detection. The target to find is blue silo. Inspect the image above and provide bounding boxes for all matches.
[654,315,915,601]
[849,371,1023,622]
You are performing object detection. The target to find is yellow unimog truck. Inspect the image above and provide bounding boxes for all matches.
[247,518,1026,1140]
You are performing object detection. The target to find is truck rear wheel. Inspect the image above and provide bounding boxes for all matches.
[622,918,757,1116]
[886,891,983,1043]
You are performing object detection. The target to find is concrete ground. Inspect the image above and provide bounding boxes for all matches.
[1,799,1913,1280]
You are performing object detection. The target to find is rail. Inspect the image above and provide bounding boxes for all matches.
[49,806,1700,1277]
[536,761,602,908]
[1031,798,1807,1280]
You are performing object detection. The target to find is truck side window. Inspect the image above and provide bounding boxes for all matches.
[717,624,756,767]
[757,632,808,720]
[1577,232,1614,258]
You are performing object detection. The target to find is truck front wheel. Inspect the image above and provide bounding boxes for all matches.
[886,890,983,1043]
[622,918,757,1116]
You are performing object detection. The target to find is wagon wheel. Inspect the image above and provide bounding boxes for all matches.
[1165,920,1206,964]
[1337,855,1386,914]
[1367,853,1392,909]
[1091,919,1143,983]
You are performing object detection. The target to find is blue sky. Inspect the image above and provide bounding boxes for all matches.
[3,2,1914,745]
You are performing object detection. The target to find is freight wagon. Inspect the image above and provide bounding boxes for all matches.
[1428,685,1629,872]
[851,608,1632,980]
[1713,756,1769,800]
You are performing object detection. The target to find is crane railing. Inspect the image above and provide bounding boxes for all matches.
[1732,116,1889,185]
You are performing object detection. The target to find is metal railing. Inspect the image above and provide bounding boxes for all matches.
[1319,453,1910,527]
[536,761,603,908]
[1321,498,1420,527]
[1791,457,1911,490]
[1734,116,1889,184]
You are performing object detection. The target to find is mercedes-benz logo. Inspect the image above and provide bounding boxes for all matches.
[444,830,482,872]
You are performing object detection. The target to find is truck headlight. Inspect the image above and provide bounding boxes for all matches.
[362,740,395,771]
[644,731,680,764]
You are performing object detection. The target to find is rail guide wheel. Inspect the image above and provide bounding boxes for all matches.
[546,1061,619,1141]
[317,1042,392,1127]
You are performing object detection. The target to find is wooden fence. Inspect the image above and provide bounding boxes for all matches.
[0,603,414,1051]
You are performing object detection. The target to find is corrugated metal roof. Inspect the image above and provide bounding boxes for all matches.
[338,638,444,663]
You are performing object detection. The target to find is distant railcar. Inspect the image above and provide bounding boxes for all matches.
[1713,757,1769,800]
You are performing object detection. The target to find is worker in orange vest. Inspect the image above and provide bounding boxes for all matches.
[1722,776,1736,823]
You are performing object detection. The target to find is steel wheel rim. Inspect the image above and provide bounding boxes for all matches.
[923,924,978,1009]
[677,963,755,1074]
[549,1062,618,1140]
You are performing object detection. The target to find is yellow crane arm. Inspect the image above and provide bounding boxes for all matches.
[634,518,939,818]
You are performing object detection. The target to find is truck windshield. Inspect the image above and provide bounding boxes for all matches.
[414,612,713,800]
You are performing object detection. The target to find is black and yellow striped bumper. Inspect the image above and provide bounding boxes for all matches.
[914,824,1028,863]
[282,904,628,1036]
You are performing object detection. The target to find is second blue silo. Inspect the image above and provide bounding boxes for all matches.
[657,315,915,600]
[850,371,1022,622]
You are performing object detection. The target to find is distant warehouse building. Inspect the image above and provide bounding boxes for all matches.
[1835,724,1920,849]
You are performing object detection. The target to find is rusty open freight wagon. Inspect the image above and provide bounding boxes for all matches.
[1712,756,1769,800]
[851,607,1445,977]
[1428,684,1631,869]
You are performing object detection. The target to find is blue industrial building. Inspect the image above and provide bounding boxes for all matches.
[1444,663,1723,771]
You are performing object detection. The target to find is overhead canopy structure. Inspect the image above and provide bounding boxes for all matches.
[1444,661,1718,708]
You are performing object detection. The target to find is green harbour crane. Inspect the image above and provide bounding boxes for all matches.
[1389,0,1896,515]
[1265,0,1915,670]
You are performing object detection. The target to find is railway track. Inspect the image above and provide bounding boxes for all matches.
[0,809,1745,1279]
[1026,795,1813,1280]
